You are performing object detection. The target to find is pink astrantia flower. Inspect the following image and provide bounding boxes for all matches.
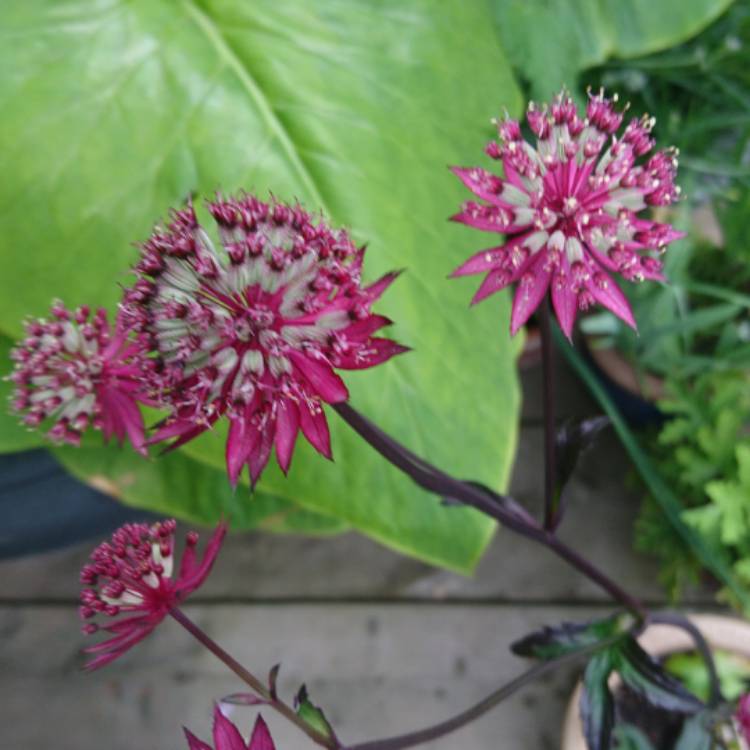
[8,302,149,451]
[451,88,685,338]
[123,194,407,486]
[79,519,226,669]
[185,707,276,750]
[737,693,750,743]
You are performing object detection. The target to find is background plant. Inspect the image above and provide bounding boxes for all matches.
[0,0,742,578]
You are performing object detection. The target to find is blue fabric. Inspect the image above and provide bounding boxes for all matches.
[0,449,154,559]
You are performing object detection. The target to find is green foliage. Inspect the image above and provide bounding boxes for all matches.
[511,612,632,660]
[635,370,750,612]
[665,649,750,703]
[673,713,715,750]
[295,685,337,744]
[0,0,527,572]
[560,332,750,611]
[581,635,703,750]
[613,725,657,750]
[580,2,750,380]
[582,649,617,750]
[492,0,735,99]
[52,437,348,534]
[0,0,743,570]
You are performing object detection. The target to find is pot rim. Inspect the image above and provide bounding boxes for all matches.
[560,613,750,750]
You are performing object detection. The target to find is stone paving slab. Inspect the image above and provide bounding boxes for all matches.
[0,429,709,606]
[0,355,716,750]
[0,603,606,750]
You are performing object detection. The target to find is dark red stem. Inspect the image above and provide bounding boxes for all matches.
[169,607,339,749]
[539,302,558,530]
[333,402,645,618]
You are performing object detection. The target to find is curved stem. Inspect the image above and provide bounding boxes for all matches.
[333,402,646,619]
[344,639,613,750]
[647,612,722,707]
[169,607,339,749]
[539,302,558,530]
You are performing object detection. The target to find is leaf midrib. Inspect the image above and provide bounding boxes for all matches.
[179,0,329,213]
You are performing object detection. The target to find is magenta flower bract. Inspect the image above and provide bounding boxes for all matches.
[123,194,407,486]
[185,707,275,750]
[737,693,750,743]
[8,302,149,451]
[451,88,685,338]
[79,519,226,670]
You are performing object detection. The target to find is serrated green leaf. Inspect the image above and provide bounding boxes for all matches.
[581,650,616,750]
[492,0,735,98]
[511,612,630,661]
[0,0,524,572]
[705,480,749,546]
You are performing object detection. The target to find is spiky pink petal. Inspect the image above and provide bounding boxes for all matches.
[123,194,405,486]
[213,706,247,750]
[298,398,332,459]
[184,729,213,750]
[452,88,684,336]
[551,265,578,340]
[184,710,277,750]
[248,716,276,750]
[80,520,226,669]
[511,257,551,335]
[275,399,300,474]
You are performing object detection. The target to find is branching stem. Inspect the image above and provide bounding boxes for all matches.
[169,607,340,749]
[333,402,646,618]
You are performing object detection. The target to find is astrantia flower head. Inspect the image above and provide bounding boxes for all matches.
[123,193,407,486]
[451,87,685,338]
[185,707,275,750]
[8,302,148,451]
[79,519,226,669]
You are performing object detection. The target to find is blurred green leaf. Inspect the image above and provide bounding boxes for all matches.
[511,612,631,661]
[616,637,703,713]
[674,712,713,750]
[492,0,735,98]
[581,649,616,750]
[52,438,348,534]
[665,649,750,703]
[612,725,657,750]
[0,0,524,572]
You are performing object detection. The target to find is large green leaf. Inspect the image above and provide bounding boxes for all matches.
[0,1,523,572]
[492,0,735,98]
[52,439,348,535]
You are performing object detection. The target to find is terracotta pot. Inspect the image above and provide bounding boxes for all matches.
[560,614,750,749]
